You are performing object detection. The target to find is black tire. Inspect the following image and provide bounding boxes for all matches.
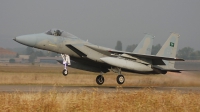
[62,69,68,76]
[161,71,167,74]
[116,75,125,84]
[96,75,104,85]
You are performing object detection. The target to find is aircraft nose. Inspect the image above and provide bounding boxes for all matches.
[14,35,37,47]
[13,38,16,41]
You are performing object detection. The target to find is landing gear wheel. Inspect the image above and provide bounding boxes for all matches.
[96,75,104,85]
[117,75,125,84]
[62,69,68,76]
[161,71,167,74]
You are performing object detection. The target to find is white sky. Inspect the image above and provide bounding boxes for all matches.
[0,0,200,50]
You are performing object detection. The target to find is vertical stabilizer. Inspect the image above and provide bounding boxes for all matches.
[133,34,154,55]
[156,33,180,68]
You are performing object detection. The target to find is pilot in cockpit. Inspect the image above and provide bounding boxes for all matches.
[53,30,62,36]
[46,29,63,36]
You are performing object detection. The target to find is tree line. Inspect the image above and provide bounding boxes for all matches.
[16,47,59,63]
[115,40,200,60]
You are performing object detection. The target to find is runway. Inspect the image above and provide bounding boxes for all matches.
[1,85,200,93]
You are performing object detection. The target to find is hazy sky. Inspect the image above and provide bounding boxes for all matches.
[0,0,200,50]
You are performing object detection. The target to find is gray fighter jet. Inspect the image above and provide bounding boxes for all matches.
[14,29,184,85]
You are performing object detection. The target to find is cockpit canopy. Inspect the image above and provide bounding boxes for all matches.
[45,29,78,38]
[46,29,62,36]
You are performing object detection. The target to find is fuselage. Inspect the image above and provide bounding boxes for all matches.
[14,30,154,73]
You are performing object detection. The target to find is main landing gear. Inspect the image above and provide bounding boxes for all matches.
[96,73,104,85]
[95,67,125,85]
[116,74,125,84]
[115,67,125,84]
[112,67,125,85]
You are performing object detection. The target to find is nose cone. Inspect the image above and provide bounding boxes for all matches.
[14,34,37,47]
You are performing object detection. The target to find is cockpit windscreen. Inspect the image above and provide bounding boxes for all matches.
[45,29,79,39]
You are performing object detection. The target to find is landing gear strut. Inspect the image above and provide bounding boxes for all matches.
[61,54,71,76]
[96,72,104,85]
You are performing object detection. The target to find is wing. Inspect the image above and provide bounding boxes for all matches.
[108,50,184,61]
[85,44,114,56]
[85,44,184,61]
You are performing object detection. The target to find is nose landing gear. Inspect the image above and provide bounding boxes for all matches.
[61,54,71,76]
[62,69,68,76]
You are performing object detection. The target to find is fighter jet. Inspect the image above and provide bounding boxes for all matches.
[14,29,184,85]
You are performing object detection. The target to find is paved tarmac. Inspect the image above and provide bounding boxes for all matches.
[1,85,200,93]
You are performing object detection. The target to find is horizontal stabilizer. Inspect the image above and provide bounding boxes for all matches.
[152,66,199,73]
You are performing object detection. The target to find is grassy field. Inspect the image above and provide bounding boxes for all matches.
[1,64,200,111]
[1,89,200,112]
[0,63,200,86]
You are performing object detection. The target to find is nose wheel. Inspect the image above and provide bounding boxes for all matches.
[116,75,125,85]
[61,54,71,76]
[96,75,104,85]
[62,69,68,76]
